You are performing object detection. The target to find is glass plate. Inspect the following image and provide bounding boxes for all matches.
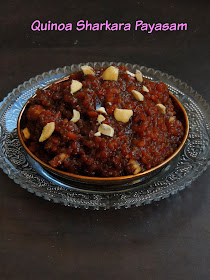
[0,62,209,209]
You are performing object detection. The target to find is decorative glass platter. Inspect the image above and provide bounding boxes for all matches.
[0,62,209,209]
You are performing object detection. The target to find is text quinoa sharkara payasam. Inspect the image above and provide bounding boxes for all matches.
[31,20,188,33]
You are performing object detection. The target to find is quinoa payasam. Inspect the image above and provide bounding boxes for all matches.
[20,65,185,177]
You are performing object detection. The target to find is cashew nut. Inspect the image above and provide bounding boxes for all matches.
[94,131,101,137]
[98,124,114,137]
[22,128,30,139]
[70,80,83,94]
[81,65,95,76]
[39,122,55,142]
[128,159,141,175]
[102,66,119,81]
[156,104,166,114]
[70,109,80,123]
[131,90,144,101]
[97,114,106,124]
[126,70,135,77]
[96,107,107,115]
[142,85,149,92]
[136,69,143,82]
[114,108,133,123]
[169,116,176,122]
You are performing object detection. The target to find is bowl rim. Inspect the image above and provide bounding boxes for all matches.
[17,74,189,183]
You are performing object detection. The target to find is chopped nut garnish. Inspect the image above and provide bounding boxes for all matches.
[156,104,166,114]
[22,128,30,139]
[98,124,114,137]
[57,153,68,162]
[102,66,119,81]
[131,90,144,101]
[169,116,176,122]
[114,108,133,123]
[142,85,149,92]
[136,69,143,82]
[70,80,83,94]
[128,159,141,175]
[126,70,135,77]
[96,107,107,115]
[49,153,69,168]
[39,122,55,142]
[97,114,106,124]
[70,109,80,123]
[81,65,95,76]
[94,131,101,137]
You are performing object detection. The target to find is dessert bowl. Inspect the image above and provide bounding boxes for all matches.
[17,65,189,188]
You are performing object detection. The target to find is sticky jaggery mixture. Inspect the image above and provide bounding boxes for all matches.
[21,65,184,177]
